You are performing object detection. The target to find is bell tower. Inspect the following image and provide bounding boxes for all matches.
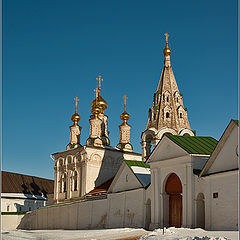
[141,33,194,161]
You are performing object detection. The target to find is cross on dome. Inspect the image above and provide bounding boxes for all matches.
[96,74,103,91]
[123,94,128,112]
[74,96,79,113]
[94,87,99,99]
[165,32,169,43]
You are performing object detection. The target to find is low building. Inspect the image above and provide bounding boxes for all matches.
[1,171,54,213]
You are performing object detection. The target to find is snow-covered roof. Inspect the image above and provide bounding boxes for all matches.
[124,160,151,188]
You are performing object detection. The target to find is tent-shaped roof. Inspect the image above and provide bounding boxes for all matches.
[124,160,151,188]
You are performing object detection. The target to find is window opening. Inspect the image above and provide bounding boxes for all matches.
[166,112,170,118]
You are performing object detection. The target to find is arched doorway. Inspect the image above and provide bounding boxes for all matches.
[165,173,182,228]
[145,199,151,230]
[196,193,205,229]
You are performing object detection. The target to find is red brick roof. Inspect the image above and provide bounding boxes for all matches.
[1,171,54,197]
[85,178,113,197]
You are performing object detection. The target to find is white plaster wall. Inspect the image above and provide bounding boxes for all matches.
[18,189,145,230]
[208,126,238,174]
[111,165,142,193]
[1,198,46,212]
[195,171,238,230]
[1,215,25,231]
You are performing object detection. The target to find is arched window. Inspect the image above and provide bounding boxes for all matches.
[166,96,169,102]
[63,173,67,193]
[176,97,178,103]
[166,112,170,118]
[73,171,77,191]
[180,113,182,118]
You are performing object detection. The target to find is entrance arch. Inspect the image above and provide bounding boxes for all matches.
[196,193,205,229]
[165,173,182,228]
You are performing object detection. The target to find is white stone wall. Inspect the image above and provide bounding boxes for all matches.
[18,188,145,230]
[1,215,25,231]
[195,170,238,230]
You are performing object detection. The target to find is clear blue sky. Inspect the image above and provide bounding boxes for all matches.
[2,0,238,180]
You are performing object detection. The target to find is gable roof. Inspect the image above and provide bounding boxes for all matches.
[2,171,54,197]
[165,134,218,155]
[199,119,239,177]
[124,160,151,188]
[85,177,113,198]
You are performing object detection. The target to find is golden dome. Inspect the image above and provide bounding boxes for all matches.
[120,111,130,125]
[71,112,80,126]
[91,94,108,113]
[163,46,171,56]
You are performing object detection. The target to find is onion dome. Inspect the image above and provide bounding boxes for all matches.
[120,111,130,126]
[163,32,171,56]
[71,112,80,126]
[120,94,130,125]
[71,96,80,126]
[91,94,108,113]
[91,101,101,119]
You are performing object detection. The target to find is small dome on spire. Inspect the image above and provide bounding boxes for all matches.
[120,94,130,126]
[71,96,80,126]
[91,74,108,114]
[163,32,171,56]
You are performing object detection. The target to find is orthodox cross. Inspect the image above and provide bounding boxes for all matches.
[123,94,128,112]
[94,87,99,99]
[165,32,169,43]
[96,74,103,91]
[74,96,79,113]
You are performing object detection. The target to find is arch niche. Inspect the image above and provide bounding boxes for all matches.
[196,193,205,229]
[165,173,182,228]
[145,198,151,230]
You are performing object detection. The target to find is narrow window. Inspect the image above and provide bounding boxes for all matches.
[213,192,218,198]
[19,207,21,211]
[7,205,10,212]
[64,181,67,192]
[166,96,169,102]
[29,207,31,211]
[180,113,182,118]
[74,179,77,191]
[166,112,170,118]
[176,97,178,102]
[154,113,156,120]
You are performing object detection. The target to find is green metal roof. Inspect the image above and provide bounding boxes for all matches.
[233,119,239,125]
[165,134,218,155]
[124,160,150,168]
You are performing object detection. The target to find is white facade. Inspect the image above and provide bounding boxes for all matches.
[1,193,47,212]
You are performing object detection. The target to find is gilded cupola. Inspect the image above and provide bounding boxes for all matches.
[91,74,108,114]
[120,94,130,126]
[71,96,80,126]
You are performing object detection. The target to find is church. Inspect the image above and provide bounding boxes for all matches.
[18,33,239,231]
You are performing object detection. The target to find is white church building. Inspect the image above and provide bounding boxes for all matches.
[17,34,239,231]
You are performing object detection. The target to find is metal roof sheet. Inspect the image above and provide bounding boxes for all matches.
[1,171,54,197]
[165,134,218,155]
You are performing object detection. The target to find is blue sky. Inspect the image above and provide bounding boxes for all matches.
[2,0,238,179]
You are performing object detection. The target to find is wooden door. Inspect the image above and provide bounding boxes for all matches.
[169,194,182,228]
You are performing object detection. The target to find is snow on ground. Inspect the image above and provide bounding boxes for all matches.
[1,228,149,240]
[139,227,239,240]
[1,228,238,240]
